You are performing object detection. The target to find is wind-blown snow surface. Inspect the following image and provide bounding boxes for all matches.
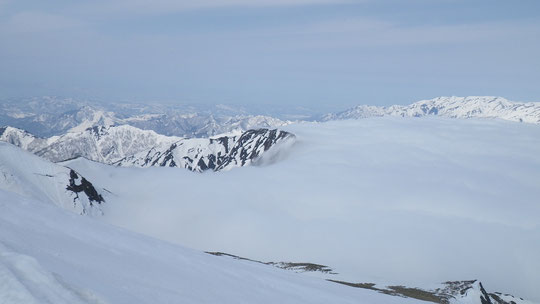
[0,189,423,304]
[64,117,540,301]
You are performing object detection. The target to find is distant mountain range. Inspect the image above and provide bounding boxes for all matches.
[1,95,539,174]
[322,96,540,123]
[0,96,291,138]
[2,96,539,139]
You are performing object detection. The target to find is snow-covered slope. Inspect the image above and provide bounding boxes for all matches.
[0,142,106,215]
[1,125,295,172]
[1,189,419,304]
[63,118,540,302]
[323,96,540,123]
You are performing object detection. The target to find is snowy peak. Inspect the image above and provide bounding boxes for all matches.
[0,142,107,215]
[116,128,295,172]
[64,105,117,133]
[324,96,540,123]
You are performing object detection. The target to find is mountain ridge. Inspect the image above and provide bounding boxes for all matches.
[323,96,540,123]
[1,124,295,172]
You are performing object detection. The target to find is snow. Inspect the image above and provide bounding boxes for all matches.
[0,97,290,138]
[0,188,424,304]
[67,108,116,134]
[63,117,540,301]
[0,142,106,215]
[2,125,294,173]
[325,96,540,124]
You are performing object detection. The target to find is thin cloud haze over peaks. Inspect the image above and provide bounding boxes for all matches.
[0,0,539,109]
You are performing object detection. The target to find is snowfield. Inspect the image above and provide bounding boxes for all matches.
[2,189,423,304]
[58,117,540,301]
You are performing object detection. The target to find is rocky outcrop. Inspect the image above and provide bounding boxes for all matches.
[66,169,104,206]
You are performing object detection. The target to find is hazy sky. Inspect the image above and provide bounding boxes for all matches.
[1,0,539,109]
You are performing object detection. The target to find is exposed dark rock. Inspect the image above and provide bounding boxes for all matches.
[118,128,295,172]
[205,251,334,274]
[66,169,104,205]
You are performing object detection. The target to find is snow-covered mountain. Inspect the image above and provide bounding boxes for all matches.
[0,96,290,137]
[0,125,180,164]
[115,128,295,172]
[323,96,540,123]
[0,142,106,215]
[3,96,540,142]
[1,125,295,172]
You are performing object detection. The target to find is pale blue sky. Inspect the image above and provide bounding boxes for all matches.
[1,0,539,110]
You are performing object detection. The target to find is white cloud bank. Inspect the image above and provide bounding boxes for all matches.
[65,117,540,301]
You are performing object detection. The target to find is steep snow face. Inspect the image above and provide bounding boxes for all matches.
[0,142,106,215]
[0,189,425,304]
[63,118,540,301]
[115,128,295,172]
[0,125,295,172]
[324,96,540,123]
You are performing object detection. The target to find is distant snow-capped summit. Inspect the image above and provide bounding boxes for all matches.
[1,125,295,172]
[323,96,540,123]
